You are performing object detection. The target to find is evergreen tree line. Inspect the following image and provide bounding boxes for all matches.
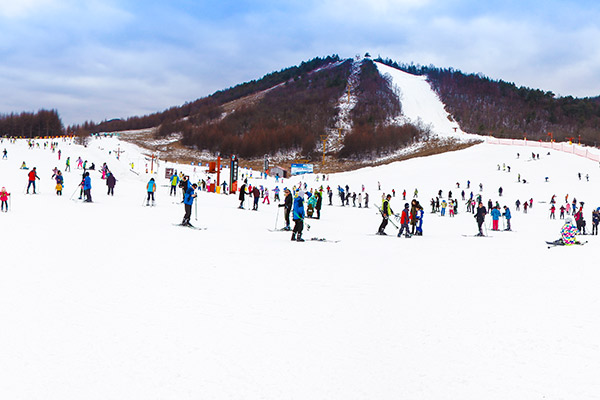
[0,109,64,138]
[375,57,600,146]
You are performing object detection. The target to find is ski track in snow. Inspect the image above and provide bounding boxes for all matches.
[0,136,599,399]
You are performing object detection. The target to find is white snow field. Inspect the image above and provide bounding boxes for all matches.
[375,61,474,139]
[0,136,599,399]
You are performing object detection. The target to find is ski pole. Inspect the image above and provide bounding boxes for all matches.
[69,185,79,200]
[274,206,280,230]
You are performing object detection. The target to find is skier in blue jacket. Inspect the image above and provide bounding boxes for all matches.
[292,190,305,242]
[490,206,501,231]
[182,183,198,226]
[83,172,92,202]
[502,205,512,231]
[146,178,156,206]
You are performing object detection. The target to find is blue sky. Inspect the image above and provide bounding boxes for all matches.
[1,0,599,126]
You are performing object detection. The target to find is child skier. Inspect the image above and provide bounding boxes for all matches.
[146,178,156,206]
[55,171,64,196]
[182,183,198,226]
[415,207,424,236]
[0,187,10,212]
[397,203,411,238]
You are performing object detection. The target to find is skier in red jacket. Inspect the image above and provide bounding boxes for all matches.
[27,167,40,194]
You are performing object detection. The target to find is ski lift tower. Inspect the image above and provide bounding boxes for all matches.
[207,155,222,192]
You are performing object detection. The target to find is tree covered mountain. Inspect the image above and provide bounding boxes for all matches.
[3,55,599,158]
[375,57,600,146]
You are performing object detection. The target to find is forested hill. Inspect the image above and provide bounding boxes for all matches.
[3,55,600,158]
[375,57,600,146]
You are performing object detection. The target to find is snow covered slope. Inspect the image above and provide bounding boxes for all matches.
[0,137,598,399]
[375,61,477,139]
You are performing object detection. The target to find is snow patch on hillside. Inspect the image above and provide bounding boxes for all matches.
[375,62,478,140]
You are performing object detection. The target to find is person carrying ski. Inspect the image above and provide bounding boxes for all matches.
[146,178,156,206]
[397,203,411,238]
[278,187,292,230]
[377,194,393,235]
[291,190,305,242]
[475,202,487,236]
[0,187,10,212]
[502,206,512,231]
[181,183,198,226]
[26,167,40,194]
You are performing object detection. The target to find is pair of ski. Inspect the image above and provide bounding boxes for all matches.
[173,223,206,230]
[270,228,339,242]
[268,227,291,232]
[546,240,587,249]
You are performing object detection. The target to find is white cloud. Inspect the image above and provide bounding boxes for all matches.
[0,0,58,18]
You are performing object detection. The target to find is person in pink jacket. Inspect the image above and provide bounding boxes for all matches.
[0,187,10,212]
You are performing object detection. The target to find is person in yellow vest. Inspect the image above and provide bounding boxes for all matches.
[377,194,394,235]
[170,173,179,196]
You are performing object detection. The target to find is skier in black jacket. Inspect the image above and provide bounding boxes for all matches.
[238,180,247,209]
[475,202,487,236]
[278,188,292,230]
